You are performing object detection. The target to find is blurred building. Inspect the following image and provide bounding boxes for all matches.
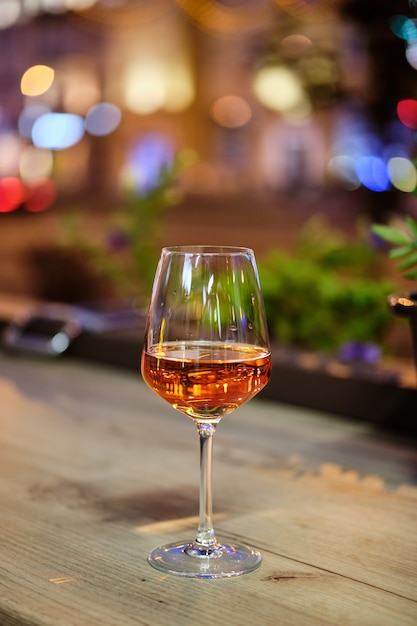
[0,0,415,212]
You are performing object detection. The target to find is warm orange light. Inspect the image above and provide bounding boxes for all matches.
[281,34,312,57]
[21,65,55,97]
[398,297,414,307]
[210,95,252,128]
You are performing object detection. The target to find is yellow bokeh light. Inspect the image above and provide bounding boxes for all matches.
[21,65,55,97]
[253,66,306,113]
[124,60,166,115]
[388,157,417,192]
[123,55,194,115]
[164,62,195,113]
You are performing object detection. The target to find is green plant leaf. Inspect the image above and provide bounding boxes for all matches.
[371,224,410,245]
[405,270,417,280]
[397,250,417,271]
[389,245,414,258]
[405,215,417,239]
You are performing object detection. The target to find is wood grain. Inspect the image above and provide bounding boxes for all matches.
[0,353,416,626]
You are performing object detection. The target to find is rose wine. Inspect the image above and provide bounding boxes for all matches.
[141,341,272,422]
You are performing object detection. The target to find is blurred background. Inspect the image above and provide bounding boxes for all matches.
[1,0,417,367]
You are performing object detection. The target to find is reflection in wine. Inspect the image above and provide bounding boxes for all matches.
[142,341,271,422]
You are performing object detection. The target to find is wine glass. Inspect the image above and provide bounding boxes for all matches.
[141,246,271,578]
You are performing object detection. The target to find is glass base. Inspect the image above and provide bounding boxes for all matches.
[148,541,262,578]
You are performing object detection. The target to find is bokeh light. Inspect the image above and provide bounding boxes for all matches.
[25,178,57,212]
[397,99,417,128]
[390,15,417,40]
[66,0,98,9]
[387,157,417,192]
[0,134,21,176]
[253,65,308,114]
[356,156,390,192]
[32,112,85,150]
[124,60,166,115]
[0,1,20,30]
[327,155,360,190]
[85,102,122,136]
[40,0,66,14]
[19,145,54,181]
[0,177,25,212]
[405,41,417,69]
[18,0,39,18]
[123,56,194,115]
[163,61,195,112]
[123,133,173,193]
[281,34,312,57]
[0,0,99,29]
[21,65,55,97]
[210,95,252,128]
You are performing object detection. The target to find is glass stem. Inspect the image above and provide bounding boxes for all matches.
[194,422,217,551]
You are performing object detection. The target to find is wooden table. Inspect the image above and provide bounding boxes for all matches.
[1,351,417,626]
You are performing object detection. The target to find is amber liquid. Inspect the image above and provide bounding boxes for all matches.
[141,341,271,422]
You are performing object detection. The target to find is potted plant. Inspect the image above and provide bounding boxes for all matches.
[258,216,394,358]
[372,216,417,373]
[52,149,194,306]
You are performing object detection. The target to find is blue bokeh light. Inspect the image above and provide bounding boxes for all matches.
[32,112,85,150]
[390,15,417,41]
[85,102,122,136]
[356,156,390,192]
[127,133,174,193]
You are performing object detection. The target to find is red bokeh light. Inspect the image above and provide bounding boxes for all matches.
[25,178,57,212]
[397,99,417,129]
[0,177,25,212]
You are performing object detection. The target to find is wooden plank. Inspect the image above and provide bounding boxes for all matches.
[1,353,417,626]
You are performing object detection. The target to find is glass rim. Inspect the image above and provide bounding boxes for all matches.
[161,245,254,256]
